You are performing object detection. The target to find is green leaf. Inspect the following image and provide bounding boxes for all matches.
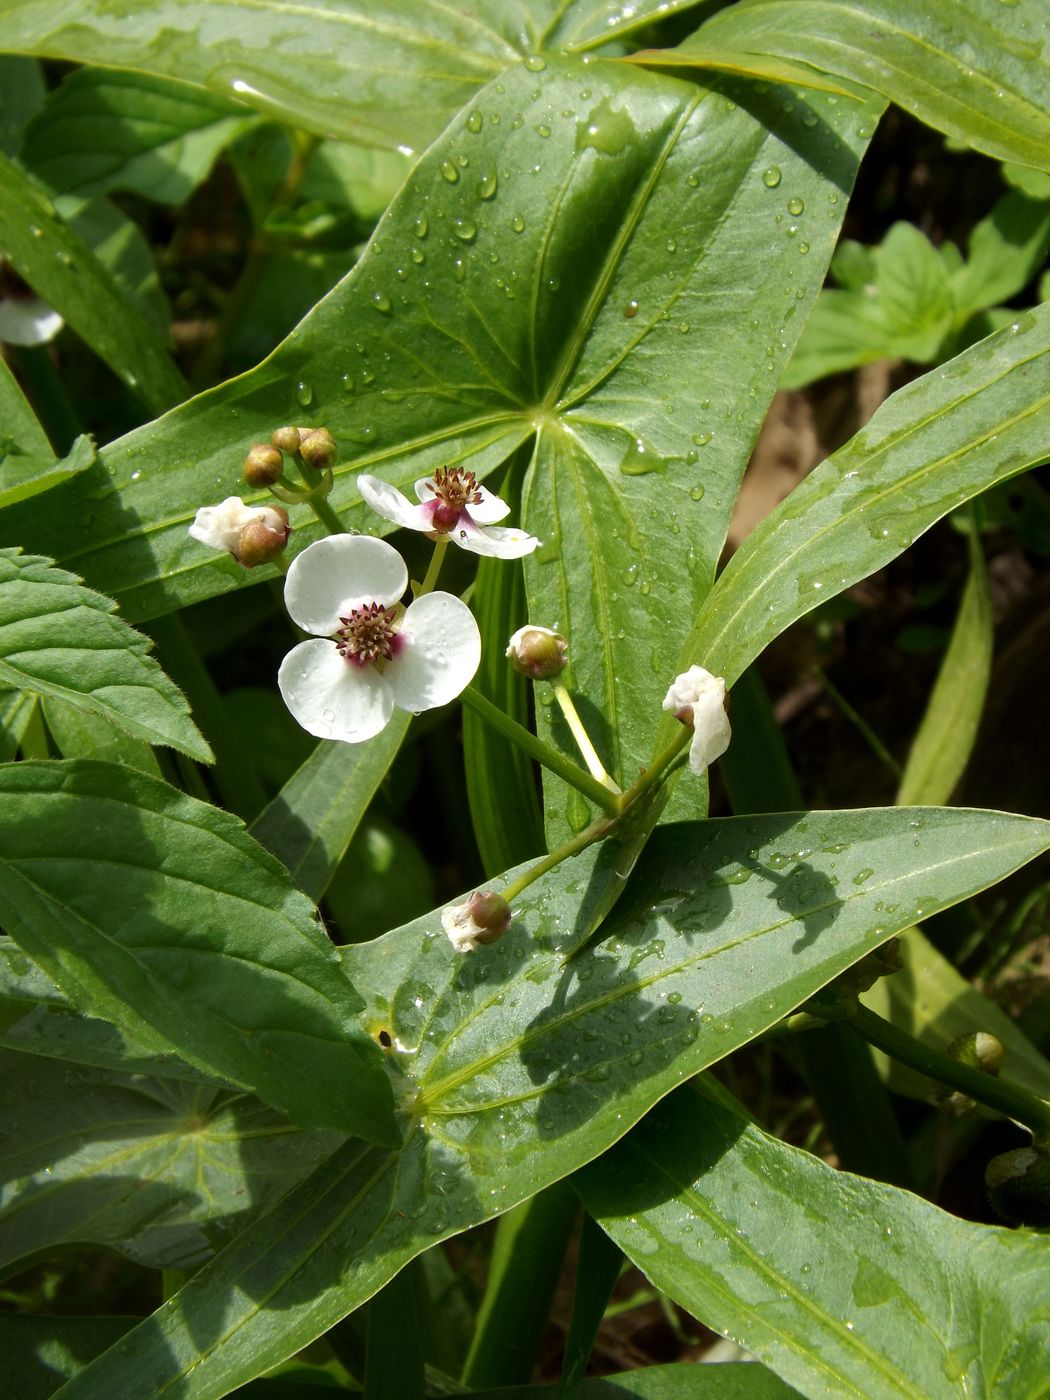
[0,548,211,762]
[464,554,544,875]
[683,0,1050,172]
[0,1315,137,1400]
[0,0,708,154]
[478,1366,801,1399]
[0,54,45,157]
[0,343,51,455]
[779,288,894,390]
[875,223,954,361]
[250,713,411,902]
[0,690,38,762]
[579,1085,1050,1400]
[0,760,398,1144]
[21,68,256,203]
[684,305,1050,695]
[0,940,218,1082]
[0,149,185,413]
[896,529,992,806]
[0,406,94,509]
[951,189,1050,321]
[0,1048,342,1274]
[61,196,172,337]
[55,805,1050,1399]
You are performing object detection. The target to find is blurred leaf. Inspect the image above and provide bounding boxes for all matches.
[0,548,210,760]
[60,196,171,336]
[681,0,1050,171]
[579,1085,1050,1400]
[0,1049,343,1274]
[300,142,414,224]
[875,223,954,360]
[54,805,1050,1399]
[222,685,315,793]
[0,150,185,412]
[897,530,991,806]
[21,68,256,203]
[0,55,45,156]
[951,190,1050,321]
[0,404,94,509]
[0,1315,137,1400]
[862,927,1050,1105]
[685,305,1050,697]
[325,816,435,944]
[0,760,398,1144]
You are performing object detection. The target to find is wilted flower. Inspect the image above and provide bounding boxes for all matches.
[506,625,569,680]
[189,496,290,567]
[442,890,512,952]
[356,467,540,558]
[278,534,480,743]
[663,665,731,773]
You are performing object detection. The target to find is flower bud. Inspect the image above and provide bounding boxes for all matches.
[272,425,304,455]
[986,1145,1050,1228]
[442,890,512,953]
[506,625,569,680]
[299,427,337,471]
[236,506,290,567]
[663,665,731,773]
[940,1030,1005,1117]
[243,442,284,487]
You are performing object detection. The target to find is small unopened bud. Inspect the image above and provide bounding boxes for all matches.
[243,443,284,487]
[299,427,337,471]
[506,625,569,680]
[236,506,289,567]
[442,890,512,953]
[940,1030,1005,1117]
[272,425,303,455]
[986,1145,1050,1227]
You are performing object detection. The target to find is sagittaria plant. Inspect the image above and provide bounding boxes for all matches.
[0,1,1049,1398]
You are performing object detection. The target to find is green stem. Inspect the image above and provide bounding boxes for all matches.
[460,686,620,815]
[417,536,449,596]
[842,1003,1050,1141]
[552,682,621,794]
[815,666,902,781]
[626,726,691,808]
[309,491,347,536]
[500,812,616,905]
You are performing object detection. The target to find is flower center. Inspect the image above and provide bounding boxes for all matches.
[335,602,402,668]
[425,466,483,531]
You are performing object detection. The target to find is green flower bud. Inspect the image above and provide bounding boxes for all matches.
[272,425,304,455]
[506,624,568,680]
[243,442,284,487]
[236,506,290,567]
[299,427,337,471]
[986,1145,1050,1228]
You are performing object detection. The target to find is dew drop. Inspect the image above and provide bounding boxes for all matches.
[618,438,665,476]
[466,109,483,133]
[370,291,392,314]
[524,54,547,71]
[411,245,425,264]
[510,214,526,233]
[536,123,551,138]
[624,299,639,318]
[787,196,805,216]
[762,166,782,188]
[295,379,313,406]
[414,214,428,239]
[798,241,810,254]
[686,172,699,188]
[451,217,477,243]
[689,484,705,501]
[852,867,875,886]
[439,160,459,184]
[666,237,677,253]
[477,170,498,199]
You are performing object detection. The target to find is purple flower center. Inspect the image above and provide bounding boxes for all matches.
[336,602,402,668]
[424,466,483,534]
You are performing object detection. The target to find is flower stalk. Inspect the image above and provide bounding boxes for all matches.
[551,682,622,795]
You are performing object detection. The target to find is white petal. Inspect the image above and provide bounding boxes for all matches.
[451,515,541,558]
[688,696,731,772]
[188,497,257,553]
[357,474,435,532]
[385,591,480,711]
[284,534,408,636]
[278,638,394,743]
[469,486,511,524]
[441,902,483,953]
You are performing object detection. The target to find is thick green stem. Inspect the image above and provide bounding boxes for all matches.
[842,1002,1050,1141]
[460,686,620,815]
[552,682,621,794]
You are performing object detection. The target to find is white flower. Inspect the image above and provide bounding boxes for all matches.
[278,534,481,743]
[442,891,512,953]
[663,666,731,774]
[356,467,540,558]
[189,497,289,562]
